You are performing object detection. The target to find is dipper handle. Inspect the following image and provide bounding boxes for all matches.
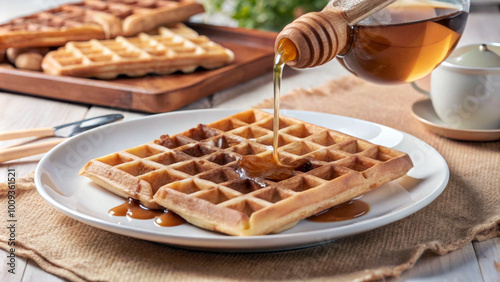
[275,0,397,68]
[331,0,397,25]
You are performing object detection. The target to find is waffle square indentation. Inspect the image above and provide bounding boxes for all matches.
[166,179,213,195]
[337,140,376,154]
[178,144,217,158]
[230,143,267,156]
[231,110,258,124]
[181,124,221,141]
[281,123,316,138]
[197,167,239,184]
[195,187,236,205]
[281,141,322,156]
[284,176,323,192]
[172,160,217,176]
[308,148,348,163]
[253,188,294,203]
[96,153,134,166]
[230,126,268,140]
[340,156,377,172]
[125,144,163,158]
[361,146,402,162]
[254,116,293,131]
[88,54,113,62]
[205,152,238,166]
[307,131,349,147]
[57,57,83,66]
[224,178,263,194]
[208,118,246,132]
[225,199,266,217]
[146,48,167,56]
[207,135,240,149]
[139,169,184,192]
[117,161,158,176]
[256,134,295,147]
[154,134,193,149]
[117,50,141,59]
[309,165,350,181]
[147,151,190,166]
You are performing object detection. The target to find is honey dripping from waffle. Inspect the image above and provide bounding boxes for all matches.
[109,198,185,227]
[238,39,307,182]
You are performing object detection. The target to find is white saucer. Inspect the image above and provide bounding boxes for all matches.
[411,99,500,141]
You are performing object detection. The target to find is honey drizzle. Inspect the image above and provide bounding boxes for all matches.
[273,38,297,163]
[109,198,185,227]
[236,39,304,182]
[272,47,285,164]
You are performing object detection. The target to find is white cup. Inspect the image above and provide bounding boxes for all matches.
[412,43,500,130]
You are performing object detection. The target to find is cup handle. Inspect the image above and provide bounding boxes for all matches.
[410,81,430,97]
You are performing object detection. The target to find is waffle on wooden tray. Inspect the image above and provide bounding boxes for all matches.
[0,0,204,49]
[41,23,235,79]
[79,109,413,236]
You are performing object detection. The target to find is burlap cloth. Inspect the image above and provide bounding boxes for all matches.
[1,75,499,281]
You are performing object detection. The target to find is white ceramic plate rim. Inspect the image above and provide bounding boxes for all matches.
[35,109,449,252]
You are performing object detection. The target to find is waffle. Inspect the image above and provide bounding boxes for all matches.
[0,0,204,49]
[79,109,413,236]
[41,23,235,79]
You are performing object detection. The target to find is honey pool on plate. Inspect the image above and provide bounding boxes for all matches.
[109,197,370,228]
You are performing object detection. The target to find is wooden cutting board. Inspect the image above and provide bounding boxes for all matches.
[0,23,276,113]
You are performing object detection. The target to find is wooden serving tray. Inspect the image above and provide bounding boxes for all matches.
[0,23,276,113]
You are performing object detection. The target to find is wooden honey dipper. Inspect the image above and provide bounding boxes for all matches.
[275,0,397,68]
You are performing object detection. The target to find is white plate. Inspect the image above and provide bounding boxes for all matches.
[35,109,449,252]
[412,99,500,141]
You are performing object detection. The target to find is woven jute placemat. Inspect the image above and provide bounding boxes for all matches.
[1,75,499,281]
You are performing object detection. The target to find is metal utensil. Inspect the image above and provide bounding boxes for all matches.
[0,114,124,163]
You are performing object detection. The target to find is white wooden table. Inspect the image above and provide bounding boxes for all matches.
[1,4,500,281]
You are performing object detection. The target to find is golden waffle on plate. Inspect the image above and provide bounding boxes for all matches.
[41,23,235,79]
[0,0,204,48]
[79,109,413,236]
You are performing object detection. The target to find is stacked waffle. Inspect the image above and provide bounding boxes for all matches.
[80,109,413,236]
[0,0,204,48]
[0,0,234,77]
[42,23,234,79]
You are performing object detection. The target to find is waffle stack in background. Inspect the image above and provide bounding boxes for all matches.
[0,0,205,48]
[42,23,235,79]
[0,0,236,76]
[80,109,414,236]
